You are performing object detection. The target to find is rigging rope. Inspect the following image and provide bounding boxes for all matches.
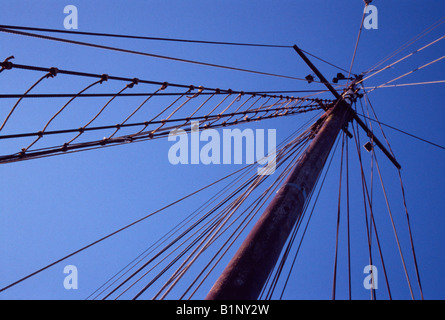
[0,24,293,48]
[332,132,345,300]
[364,80,445,90]
[0,71,56,132]
[0,162,260,294]
[367,55,445,93]
[357,35,445,85]
[346,2,368,82]
[0,24,350,73]
[0,27,312,82]
[276,134,342,299]
[97,126,313,299]
[0,61,329,164]
[361,89,424,299]
[356,113,445,151]
[365,16,445,74]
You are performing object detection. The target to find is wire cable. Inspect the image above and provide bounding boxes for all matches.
[0,24,293,48]
[358,34,445,85]
[90,131,288,299]
[165,131,313,300]
[358,98,392,299]
[0,27,312,82]
[356,113,445,151]
[345,133,351,300]
[0,90,337,99]
[373,151,415,299]
[277,133,341,299]
[0,162,256,293]
[361,90,424,299]
[107,130,310,299]
[0,102,322,164]
[332,133,345,300]
[352,121,376,300]
[346,2,368,82]
[367,55,445,93]
[366,16,445,74]
[181,134,313,300]
[0,24,350,73]
[364,80,445,90]
[0,61,338,101]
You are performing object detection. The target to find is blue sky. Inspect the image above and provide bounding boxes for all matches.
[0,0,444,300]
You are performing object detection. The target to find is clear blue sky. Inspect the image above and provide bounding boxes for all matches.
[0,0,444,300]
